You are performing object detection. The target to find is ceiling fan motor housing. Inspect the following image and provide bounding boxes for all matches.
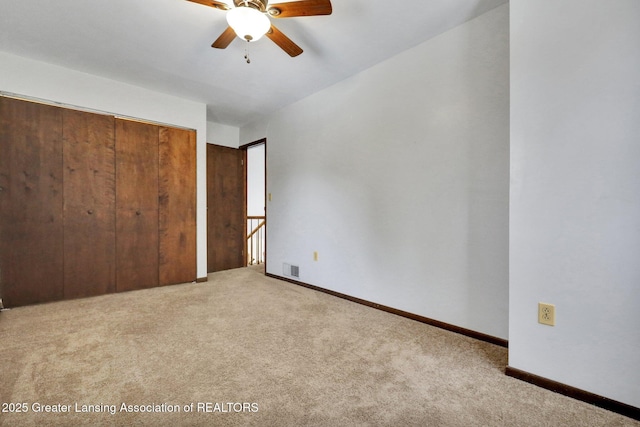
[234,0,268,12]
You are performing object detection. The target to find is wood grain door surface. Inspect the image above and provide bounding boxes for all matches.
[159,126,197,285]
[207,144,245,273]
[63,109,116,299]
[0,97,64,306]
[115,119,159,292]
[1,97,198,307]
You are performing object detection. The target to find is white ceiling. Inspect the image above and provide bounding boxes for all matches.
[0,0,507,127]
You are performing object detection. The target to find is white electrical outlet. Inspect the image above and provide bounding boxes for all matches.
[538,302,555,326]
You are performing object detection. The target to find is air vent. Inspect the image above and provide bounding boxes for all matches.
[283,263,299,278]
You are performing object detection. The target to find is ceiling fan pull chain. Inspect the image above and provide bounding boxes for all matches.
[244,40,251,64]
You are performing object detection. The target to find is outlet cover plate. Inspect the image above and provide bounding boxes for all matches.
[538,302,555,326]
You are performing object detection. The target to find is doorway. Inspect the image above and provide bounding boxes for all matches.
[244,139,266,266]
[206,139,266,273]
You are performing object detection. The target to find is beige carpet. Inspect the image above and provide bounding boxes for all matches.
[0,265,637,426]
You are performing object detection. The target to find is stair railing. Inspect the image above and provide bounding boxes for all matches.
[247,216,265,265]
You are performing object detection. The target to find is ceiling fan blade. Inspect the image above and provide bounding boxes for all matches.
[267,0,332,18]
[186,0,230,10]
[212,27,237,49]
[266,25,303,57]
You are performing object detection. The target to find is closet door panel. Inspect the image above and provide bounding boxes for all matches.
[115,119,159,292]
[63,109,116,299]
[159,127,197,286]
[0,97,64,307]
[115,208,159,291]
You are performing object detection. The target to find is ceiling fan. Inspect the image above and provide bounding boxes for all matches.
[187,0,332,57]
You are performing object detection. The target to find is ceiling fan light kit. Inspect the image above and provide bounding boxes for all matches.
[187,0,332,59]
[226,5,271,42]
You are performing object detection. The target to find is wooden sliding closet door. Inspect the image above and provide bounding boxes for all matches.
[1,98,197,306]
[63,109,116,298]
[0,97,64,306]
[159,127,197,285]
[115,119,159,292]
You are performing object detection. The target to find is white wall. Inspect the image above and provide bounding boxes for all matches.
[247,144,266,217]
[0,51,209,279]
[207,121,239,148]
[240,118,269,146]
[242,4,510,339]
[510,0,640,407]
